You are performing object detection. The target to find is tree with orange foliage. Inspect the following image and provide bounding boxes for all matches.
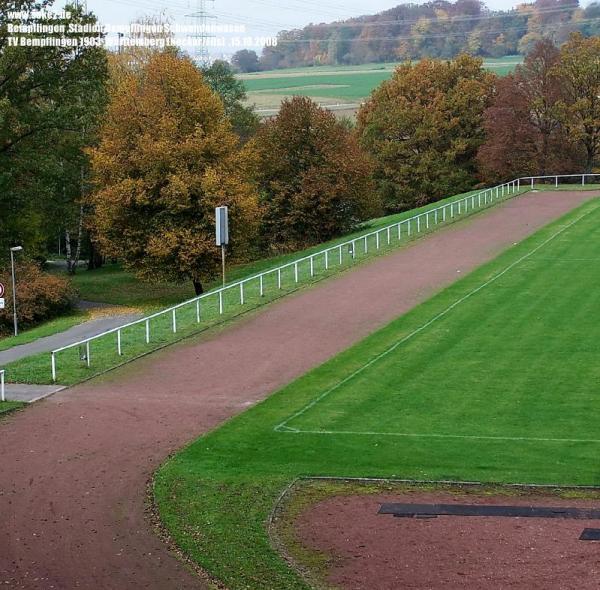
[357,55,494,212]
[246,96,378,252]
[88,51,258,295]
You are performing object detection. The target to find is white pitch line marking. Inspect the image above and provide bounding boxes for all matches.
[274,206,598,433]
[278,429,600,444]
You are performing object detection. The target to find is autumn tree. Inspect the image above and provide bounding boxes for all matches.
[246,96,378,252]
[89,51,258,295]
[477,39,581,181]
[357,55,495,212]
[558,33,600,171]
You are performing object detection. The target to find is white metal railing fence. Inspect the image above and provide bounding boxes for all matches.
[1,370,4,402]
[44,172,600,383]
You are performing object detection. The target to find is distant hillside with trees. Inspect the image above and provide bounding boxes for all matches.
[256,0,600,69]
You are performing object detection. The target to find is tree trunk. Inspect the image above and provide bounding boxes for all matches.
[193,280,204,296]
[586,144,595,174]
[87,237,104,270]
[65,228,72,272]
[73,205,84,272]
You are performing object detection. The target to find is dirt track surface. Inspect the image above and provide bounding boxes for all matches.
[296,491,600,589]
[0,191,596,589]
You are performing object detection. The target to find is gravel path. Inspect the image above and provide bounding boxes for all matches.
[0,191,595,589]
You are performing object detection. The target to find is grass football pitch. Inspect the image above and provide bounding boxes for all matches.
[156,196,600,588]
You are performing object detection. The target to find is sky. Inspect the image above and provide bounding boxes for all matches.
[68,0,584,57]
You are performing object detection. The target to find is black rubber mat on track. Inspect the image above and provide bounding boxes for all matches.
[580,528,600,540]
[379,503,600,520]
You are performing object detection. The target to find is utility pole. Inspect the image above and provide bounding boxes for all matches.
[185,0,216,66]
[10,246,23,337]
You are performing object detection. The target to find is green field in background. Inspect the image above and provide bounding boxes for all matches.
[241,56,522,106]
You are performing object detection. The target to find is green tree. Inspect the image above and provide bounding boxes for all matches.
[0,1,108,262]
[558,33,600,171]
[201,60,258,140]
[89,51,259,295]
[357,55,495,212]
[232,49,260,73]
[246,96,378,252]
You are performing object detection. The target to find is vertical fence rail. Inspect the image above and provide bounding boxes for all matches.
[0,370,4,402]
[41,173,598,383]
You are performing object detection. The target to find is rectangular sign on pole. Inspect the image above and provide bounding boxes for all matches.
[0,298,4,310]
[215,206,229,246]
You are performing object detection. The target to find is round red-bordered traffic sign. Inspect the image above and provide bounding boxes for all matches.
[0,283,4,298]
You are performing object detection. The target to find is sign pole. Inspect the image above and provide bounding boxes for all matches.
[221,244,226,287]
[215,206,229,288]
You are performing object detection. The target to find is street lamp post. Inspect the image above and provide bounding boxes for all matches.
[10,246,23,337]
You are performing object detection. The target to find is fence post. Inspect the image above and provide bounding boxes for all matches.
[0,370,3,402]
[387,226,391,244]
[351,240,356,259]
[426,211,430,229]
[310,255,314,277]
[277,268,282,289]
[259,274,264,296]
[397,222,401,239]
[117,329,122,355]
[219,291,223,315]
[443,206,446,222]
[196,299,201,322]
[51,352,56,383]
[435,209,438,224]
[86,341,91,367]
[517,178,520,191]
[364,235,368,254]
[240,282,245,304]
[555,176,558,188]
[417,216,421,232]
[408,219,412,235]
[339,245,343,264]
[531,177,534,189]
[376,231,380,250]
[325,250,329,270]
[582,174,586,186]
[172,309,177,333]
[294,262,299,282]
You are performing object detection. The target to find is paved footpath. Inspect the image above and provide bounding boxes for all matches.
[0,191,595,590]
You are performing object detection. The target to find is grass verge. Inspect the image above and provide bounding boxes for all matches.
[0,401,24,415]
[154,197,600,589]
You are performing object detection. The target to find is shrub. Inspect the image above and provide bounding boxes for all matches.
[0,261,77,335]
